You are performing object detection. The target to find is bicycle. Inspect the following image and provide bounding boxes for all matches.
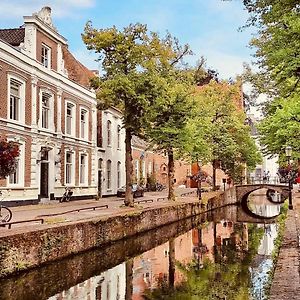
[59,187,73,203]
[0,191,12,222]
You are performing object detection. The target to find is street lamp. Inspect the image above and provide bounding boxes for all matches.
[285,145,293,209]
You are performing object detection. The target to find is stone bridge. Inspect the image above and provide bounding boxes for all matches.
[236,184,289,204]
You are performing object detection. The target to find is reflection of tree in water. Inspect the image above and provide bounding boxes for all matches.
[143,224,264,300]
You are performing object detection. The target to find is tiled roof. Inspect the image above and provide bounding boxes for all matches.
[0,28,25,46]
[132,135,149,150]
[62,46,95,89]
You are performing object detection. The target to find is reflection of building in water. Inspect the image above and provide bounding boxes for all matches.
[132,231,193,299]
[48,263,126,300]
[251,204,281,218]
[257,224,277,256]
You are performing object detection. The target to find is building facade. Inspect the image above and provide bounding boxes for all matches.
[0,7,98,204]
[97,107,126,196]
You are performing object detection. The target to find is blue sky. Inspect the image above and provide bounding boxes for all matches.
[0,0,256,79]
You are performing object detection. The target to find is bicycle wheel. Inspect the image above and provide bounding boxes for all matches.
[0,206,12,222]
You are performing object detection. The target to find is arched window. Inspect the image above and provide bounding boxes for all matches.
[107,160,111,190]
[98,158,103,170]
[107,120,111,146]
[117,161,121,188]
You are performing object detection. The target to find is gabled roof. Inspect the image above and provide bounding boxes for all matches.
[0,28,25,46]
[62,46,95,89]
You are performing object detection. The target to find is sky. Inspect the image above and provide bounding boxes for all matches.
[0,0,256,80]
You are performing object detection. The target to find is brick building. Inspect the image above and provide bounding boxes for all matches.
[0,7,98,204]
[132,136,191,188]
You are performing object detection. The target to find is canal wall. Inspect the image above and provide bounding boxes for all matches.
[0,188,237,277]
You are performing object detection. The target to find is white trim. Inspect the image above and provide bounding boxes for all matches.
[79,152,89,186]
[80,106,89,141]
[7,74,26,124]
[0,41,96,103]
[65,150,75,186]
[65,100,76,137]
[7,139,25,188]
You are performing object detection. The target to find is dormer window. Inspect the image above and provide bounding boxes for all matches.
[41,44,51,69]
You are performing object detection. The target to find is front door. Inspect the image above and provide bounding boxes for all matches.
[40,148,49,198]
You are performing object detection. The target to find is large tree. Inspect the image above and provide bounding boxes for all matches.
[195,81,261,186]
[82,23,180,206]
[241,0,300,98]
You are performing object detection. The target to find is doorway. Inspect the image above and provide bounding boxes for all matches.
[40,148,49,198]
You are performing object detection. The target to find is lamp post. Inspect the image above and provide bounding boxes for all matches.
[285,145,293,210]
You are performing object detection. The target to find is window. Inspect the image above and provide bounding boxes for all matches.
[98,158,103,170]
[80,109,88,139]
[41,44,51,68]
[135,160,139,182]
[8,142,24,186]
[107,160,111,190]
[9,79,23,121]
[66,102,75,136]
[117,162,121,188]
[117,125,121,148]
[107,120,111,146]
[79,154,87,185]
[41,92,51,129]
[148,162,152,175]
[65,152,73,184]
[142,161,146,178]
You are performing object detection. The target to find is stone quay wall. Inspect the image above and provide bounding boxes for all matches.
[0,188,237,277]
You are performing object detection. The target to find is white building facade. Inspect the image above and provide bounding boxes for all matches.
[0,7,99,204]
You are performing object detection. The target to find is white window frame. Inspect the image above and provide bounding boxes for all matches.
[40,90,54,131]
[107,160,112,190]
[7,141,25,188]
[117,161,121,188]
[107,120,112,146]
[65,151,75,185]
[41,44,51,69]
[148,161,152,175]
[65,101,76,137]
[79,153,88,186]
[7,75,25,124]
[80,107,89,140]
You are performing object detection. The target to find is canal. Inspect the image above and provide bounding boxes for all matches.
[0,190,284,300]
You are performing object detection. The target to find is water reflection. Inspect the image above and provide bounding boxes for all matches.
[0,202,280,300]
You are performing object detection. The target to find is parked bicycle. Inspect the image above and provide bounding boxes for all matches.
[0,191,12,222]
[59,187,73,203]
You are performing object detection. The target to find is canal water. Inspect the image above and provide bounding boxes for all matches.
[0,190,283,300]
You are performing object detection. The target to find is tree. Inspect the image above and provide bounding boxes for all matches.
[194,81,261,186]
[241,0,300,98]
[0,139,20,179]
[82,23,181,206]
[258,95,300,163]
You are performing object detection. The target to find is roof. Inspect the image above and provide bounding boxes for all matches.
[0,28,25,46]
[132,136,149,150]
[62,46,95,89]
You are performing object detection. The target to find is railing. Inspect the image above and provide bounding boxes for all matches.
[0,218,44,229]
[37,205,109,218]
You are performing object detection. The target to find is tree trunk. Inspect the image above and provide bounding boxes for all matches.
[168,238,175,288]
[168,148,176,201]
[125,258,133,300]
[212,159,217,190]
[125,129,134,207]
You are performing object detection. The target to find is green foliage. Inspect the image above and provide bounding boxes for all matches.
[145,224,265,300]
[194,81,262,183]
[258,95,300,161]
[241,0,300,98]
